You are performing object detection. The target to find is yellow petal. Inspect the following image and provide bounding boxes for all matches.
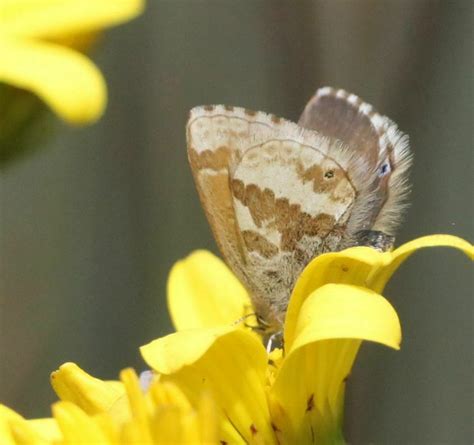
[50,362,124,415]
[197,392,219,445]
[141,327,274,444]
[289,284,401,353]
[149,381,188,410]
[93,414,120,443]
[285,235,473,350]
[6,418,47,445]
[147,380,220,443]
[0,37,106,123]
[284,247,382,350]
[0,405,23,445]
[141,326,248,374]
[0,0,145,38]
[52,401,109,443]
[168,250,252,331]
[271,284,401,444]
[368,234,474,293]
[28,419,62,443]
[119,369,153,443]
[148,407,187,444]
[0,406,62,445]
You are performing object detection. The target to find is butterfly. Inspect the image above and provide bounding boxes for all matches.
[186,87,412,334]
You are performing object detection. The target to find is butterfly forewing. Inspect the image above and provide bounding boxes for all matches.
[187,104,358,328]
[186,106,284,291]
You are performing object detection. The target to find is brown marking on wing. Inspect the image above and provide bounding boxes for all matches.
[232,181,276,228]
[232,179,336,252]
[203,105,215,112]
[296,162,354,203]
[191,164,247,269]
[270,114,282,124]
[188,146,232,171]
[241,230,279,258]
[244,108,257,116]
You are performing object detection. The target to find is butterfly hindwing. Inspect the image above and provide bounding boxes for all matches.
[299,87,412,237]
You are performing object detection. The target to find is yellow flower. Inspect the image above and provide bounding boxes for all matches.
[0,236,470,444]
[141,235,473,444]
[0,0,145,124]
[0,363,218,444]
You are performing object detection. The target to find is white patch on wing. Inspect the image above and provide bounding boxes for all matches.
[233,140,353,220]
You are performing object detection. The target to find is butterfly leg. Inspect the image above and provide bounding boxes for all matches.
[238,313,284,351]
[353,230,395,252]
[265,331,284,353]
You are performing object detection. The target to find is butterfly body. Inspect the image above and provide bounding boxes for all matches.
[187,88,411,332]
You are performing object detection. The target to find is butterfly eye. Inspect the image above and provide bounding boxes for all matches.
[379,162,391,177]
[324,170,335,179]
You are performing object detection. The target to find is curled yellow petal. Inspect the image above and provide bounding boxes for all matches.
[289,284,401,353]
[168,250,251,331]
[368,234,474,292]
[141,326,252,374]
[285,234,472,350]
[272,284,401,444]
[0,37,106,124]
[284,247,382,350]
[50,362,124,415]
[0,0,145,38]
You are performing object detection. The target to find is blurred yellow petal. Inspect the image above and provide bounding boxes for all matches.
[141,327,274,444]
[0,0,145,38]
[150,381,191,411]
[198,392,219,445]
[7,418,47,445]
[93,414,120,443]
[119,369,153,443]
[51,362,124,415]
[368,234,474,293]
[148,379,218,444]
[0,406,61,444]
[272,284,401,444]
[0,405,23,445]
[0,37,106,123]
[2,365,220,444]
[168,250,251,331]
[28,419,61,443]
[52,401,109,443]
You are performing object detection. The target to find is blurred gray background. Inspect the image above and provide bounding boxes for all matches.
[1,1,472,443]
